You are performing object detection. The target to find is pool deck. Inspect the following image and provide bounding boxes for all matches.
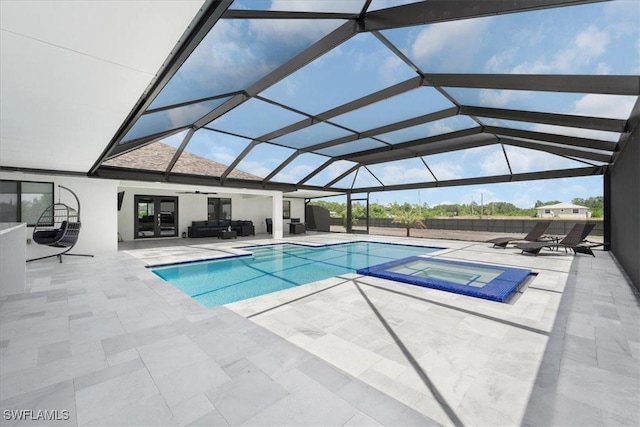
[1,232,638,426]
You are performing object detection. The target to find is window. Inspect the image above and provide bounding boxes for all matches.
[544,209,551,214]
[572,209,579,214]
[0,180,53,226]
[283,200,291,219]
[0,181,18,222]
[208,197,231,220]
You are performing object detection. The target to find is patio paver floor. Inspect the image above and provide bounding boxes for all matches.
[1,233,638,426]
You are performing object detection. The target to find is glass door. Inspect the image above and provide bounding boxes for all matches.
[135,196,178,239]
[349,193,369,234]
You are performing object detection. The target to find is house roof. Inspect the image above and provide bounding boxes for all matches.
[103,142,261,180]
[537,202,589,210]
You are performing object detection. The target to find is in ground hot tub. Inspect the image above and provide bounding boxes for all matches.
[357,256,531,303]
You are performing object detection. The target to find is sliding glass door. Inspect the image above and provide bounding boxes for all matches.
[135,195,178,239]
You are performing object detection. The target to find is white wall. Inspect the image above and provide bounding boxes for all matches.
[1,172,299,251]
[0,223,26,296]
[284,197,306,224]
[0,171,119,257]
[234,194,275,235]
[117,184,285,241]
[537,208,591,218]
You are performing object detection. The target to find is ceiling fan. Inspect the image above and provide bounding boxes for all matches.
[175,190,217,195]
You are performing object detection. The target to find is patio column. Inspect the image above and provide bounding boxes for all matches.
[346,192,352,233]
[272,192,283,239]
[603,168,611,251]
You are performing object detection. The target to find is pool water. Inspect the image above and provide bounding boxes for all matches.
[151,241,441,308]
[357,257,532,303]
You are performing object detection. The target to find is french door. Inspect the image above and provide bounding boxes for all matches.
[134,195,178,239]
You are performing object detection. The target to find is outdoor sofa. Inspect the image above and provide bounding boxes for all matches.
[188,220,255,238]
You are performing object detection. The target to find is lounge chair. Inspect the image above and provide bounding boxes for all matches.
[487,221,551,248]
[516,223,600,256]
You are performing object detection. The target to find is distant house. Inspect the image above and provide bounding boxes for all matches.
[536,202,591,218]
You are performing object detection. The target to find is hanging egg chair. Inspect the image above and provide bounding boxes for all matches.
[28,185,93,263]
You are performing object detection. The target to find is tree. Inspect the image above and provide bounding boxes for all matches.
[392,209,426,237]
[369,203,388,218]
[535,200,561,208]
[574,196,603,218]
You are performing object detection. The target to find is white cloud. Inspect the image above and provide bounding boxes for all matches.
[378,165,432,185]
[194,134,245,166]
[428,161,462,180]
[354,169,381,187]
[426,120,454,137]
[511,25,611,74]
[378,54,409,85]
[504,147,539,173]
[368,0,418,11]
[505,146,581,173]
[478,89,530,108]
[161,131,189,148]
[250,1,345,45]
[604,0,640,39]
[326,161,355,180]
[527,92,635,140]
[575,25,610,58]
[596,62,612,74]
[410,18,492,62]
[510,61,552,74]
[208,150,235,165]
[432,200,454,207]
[283,79,298,97]
[181,20,269,94]
[461,145,493,161]
[572,93,636,119]
[273,164,315,183]
[479,149,509,176]
[250,19,337,46]
[484,48,518,73]
[167,103,212,128]
[237,160,272,178]
[509,193,535,209]
[482,92,635,142]
[268,0,361,13]
[532,123,619,142]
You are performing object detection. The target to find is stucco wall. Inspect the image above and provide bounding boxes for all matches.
[536,208,591,219]
[117,186,304,240]
[0,172,119,256]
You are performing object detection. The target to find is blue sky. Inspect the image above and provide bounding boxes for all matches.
[145,0,638,209]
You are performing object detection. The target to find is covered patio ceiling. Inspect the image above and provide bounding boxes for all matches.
[91,0,640,195]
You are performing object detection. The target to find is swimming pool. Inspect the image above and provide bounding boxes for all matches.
[151,241,441,308]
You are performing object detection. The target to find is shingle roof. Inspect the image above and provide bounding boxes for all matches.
[103,142,261,180]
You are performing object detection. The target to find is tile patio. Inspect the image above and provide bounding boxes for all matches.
[1,233,638,426]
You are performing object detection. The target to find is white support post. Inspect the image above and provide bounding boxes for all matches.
[272,192,284,239]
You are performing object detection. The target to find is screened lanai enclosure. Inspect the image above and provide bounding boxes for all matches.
[92,0,639,196]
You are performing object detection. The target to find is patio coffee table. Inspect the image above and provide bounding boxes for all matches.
[219,230,237,239]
